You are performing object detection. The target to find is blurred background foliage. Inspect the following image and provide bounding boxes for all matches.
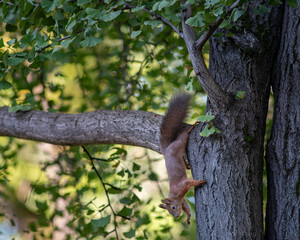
[0,0,271,239]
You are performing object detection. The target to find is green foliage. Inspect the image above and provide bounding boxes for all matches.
[287,0,298,8]
[197,111,221,137]
[0,0,244,238]
[236,91,245,100]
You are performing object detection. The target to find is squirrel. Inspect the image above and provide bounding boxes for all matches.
[159,92,206,224]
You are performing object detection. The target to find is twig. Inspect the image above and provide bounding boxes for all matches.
[195,0,241,50]
[0,1,14,5]
[36,28,85,53]
[81,146,131,240]
[123,2,183,38]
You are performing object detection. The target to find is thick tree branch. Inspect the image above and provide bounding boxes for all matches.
[180,2,233,109]
[0,107,163,153]
[123,2,183,38]
[195,0,241,50]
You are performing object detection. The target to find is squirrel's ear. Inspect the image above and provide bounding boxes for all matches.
[159,203,167,209]
[161,198,173,204]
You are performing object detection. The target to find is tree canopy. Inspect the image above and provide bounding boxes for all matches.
[0,0,299,239]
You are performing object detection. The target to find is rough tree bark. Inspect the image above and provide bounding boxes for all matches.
[0,107,163,152]
[188,1,282,239]
[265,1,300,239]
[1,1,298,239]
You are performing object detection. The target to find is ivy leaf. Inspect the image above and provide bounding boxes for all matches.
[130,30,142,38]
[236,91,245,99]
[80,37,103,47]
[0,80,12,90]
[197,111,215,122]
[200,125,221,137]
[200,125,214,137]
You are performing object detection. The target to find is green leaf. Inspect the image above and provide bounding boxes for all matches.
[132,6,145,12]
[99,10,122,22]
[212,126,221,134]
[0,38,4,48]
[287,0,298,8]
[185,13,205,27]
[130,30,142,38]
[0,80,12,90]
[20,34,34,48]
[152,1,169,11]
[9,105,33,113]
[213,4,224,16]
[66,16,76,32]
[41,0,55,12]
[61,37,75,48]
[197,111,215,122]
[107,187,122,194]
[200,125,221,137]
[91,215,111,229]
[80,37,103,47]
[35,200,48,211]
[124,229,136,238]
[255,5,271,14]
[78,0,91,6]
[7,57,24,66]
[199,125,214,137]
[144,20,162,27]
[233,9,244,22]
[7,39,16,46]
[86,8,100,18]
[120,197,132,205]
[118,206,132,217]
[148,172,158,181]
[132,163,141,171]
[236,91,245,99]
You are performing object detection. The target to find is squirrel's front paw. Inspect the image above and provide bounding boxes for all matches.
[196,179,206,186]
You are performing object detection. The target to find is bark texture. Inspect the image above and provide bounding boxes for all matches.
[0,107,163,153]
[265,2,300,239]
[187,1,282,239]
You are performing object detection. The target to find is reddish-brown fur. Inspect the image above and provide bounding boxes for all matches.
[159,93,206,224]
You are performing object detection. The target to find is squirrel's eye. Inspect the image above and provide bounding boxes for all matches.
[171,205,176,210]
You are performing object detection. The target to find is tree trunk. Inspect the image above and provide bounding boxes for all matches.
[188,1,282,239]
[265,1,300,239]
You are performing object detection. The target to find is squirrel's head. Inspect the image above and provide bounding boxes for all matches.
[159,198,182,218]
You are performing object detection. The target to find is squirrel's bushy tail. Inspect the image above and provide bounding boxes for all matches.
[160,92,192,151]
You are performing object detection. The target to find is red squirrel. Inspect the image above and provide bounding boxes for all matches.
[159,92,206,224]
